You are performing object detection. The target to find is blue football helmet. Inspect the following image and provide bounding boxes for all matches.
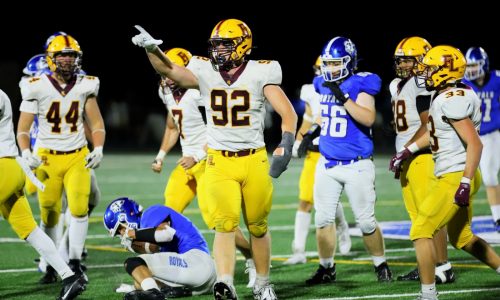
[44,31,67,50]
[103,197,143,237]
[465,47,489,81]
[23,54,50,76]
[320,36,358,82]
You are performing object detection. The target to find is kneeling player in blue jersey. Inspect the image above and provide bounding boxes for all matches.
[104,197,216,300]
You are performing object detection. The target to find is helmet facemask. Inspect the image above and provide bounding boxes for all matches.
[394,56,420,79]
[49,51,82,79]
[321,56,351,82]
[208,38,245,71]
[465,61,485,81]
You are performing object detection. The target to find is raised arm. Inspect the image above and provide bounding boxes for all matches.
[132,25,199,89]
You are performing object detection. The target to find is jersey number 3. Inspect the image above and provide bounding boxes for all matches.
[46,101,79,133]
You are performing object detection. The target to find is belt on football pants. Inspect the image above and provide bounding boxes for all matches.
[221,149,257,158]
[47,146,84,155]
[324,155,373,168]
[412,149,432,157]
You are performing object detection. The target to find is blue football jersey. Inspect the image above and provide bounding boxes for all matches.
[140,205,210,255]
[463,70,500,134]
[313,73,381,161]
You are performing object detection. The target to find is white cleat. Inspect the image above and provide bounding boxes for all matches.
[253,283,278,300]
[245,259,257,288]
[283,253,306,265]
[416,291,439,300]
[337,222,351,254]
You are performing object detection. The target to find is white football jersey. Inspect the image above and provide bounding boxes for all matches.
[300,83,321,145]
[0,89,19,157]
[429,87,481,176]
[390,77,433,151]
[188,57,282,151]
[158,86,206,156]
[19,74,99,151]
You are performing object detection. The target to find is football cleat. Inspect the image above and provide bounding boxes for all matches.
[252,283,277,300]
[305,264,336,285]
[283,253,306,265]
[160,285,192,298]
[396,268,419,281]
[435,263,455,284]
[213,281,238,300]
[374,262,392,282]
[39,265,58,284]
[245,259,257,288]
[495,219,500,233]
[68,259,88,284]
[58,274,86,300]
[124,288,165,300]
[337,222,352,254]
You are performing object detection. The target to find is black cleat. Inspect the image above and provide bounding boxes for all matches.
[374,262,392,282]
[58,274,86,300]
[81,248,88,261]
[160,285,192,298]
[495,219,500,233]
[305,264,336,285]
[124,289,165,300]
[213,281,238,300]
[396,268,419,281]
[435,266,455,284]
[39,265,58,284]
[68,259,88,284]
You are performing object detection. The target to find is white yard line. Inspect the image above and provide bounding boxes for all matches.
[311,287,500,299]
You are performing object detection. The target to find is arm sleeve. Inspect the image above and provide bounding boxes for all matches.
[416,95,431,114]
[264,61,282,86]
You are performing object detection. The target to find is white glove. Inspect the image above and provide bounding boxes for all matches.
[292,140,301,158]
[21,149,42,169]
[131,25,163,51]
[120,227,135,253]
[85,146,103,169]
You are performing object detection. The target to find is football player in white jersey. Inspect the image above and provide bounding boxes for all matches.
[17,34,105,284]
[389,37,454,283]
[391,45,500,300]
[0,89,86,300]
[132,19,297,300]
[151,47,256,289]
[285,57,351,265]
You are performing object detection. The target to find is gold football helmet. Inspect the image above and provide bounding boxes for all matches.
[420,45,466,90]
[394,36,431,78]
[164,48,192,67]
[313,56,321,76]
[46,35,82,77]
[161,48,193,93]
[208,19,252,71]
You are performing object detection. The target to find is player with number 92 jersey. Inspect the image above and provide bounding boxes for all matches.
[187,57,281,151]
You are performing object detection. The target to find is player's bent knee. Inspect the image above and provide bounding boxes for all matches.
[214,218,239,233]
[315,212,335,228]
[248,221,268,238]
[124,257,147,275]
[359,219,377,235]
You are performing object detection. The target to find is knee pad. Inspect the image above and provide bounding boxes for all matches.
[124,257,146,275]
[359,219,377,235]
[248,220,268,238]
[214,217,239,233]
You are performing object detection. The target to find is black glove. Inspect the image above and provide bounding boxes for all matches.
[322,81,349,104]
[269,131,294,178]
[297,123,321,158]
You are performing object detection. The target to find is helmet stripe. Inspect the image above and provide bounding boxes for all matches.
[213,20,226,37]
[397,37,410,53]
[324,37,341,57]
[63,35,71,47]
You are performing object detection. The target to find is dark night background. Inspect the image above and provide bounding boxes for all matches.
[1,7,498,152]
